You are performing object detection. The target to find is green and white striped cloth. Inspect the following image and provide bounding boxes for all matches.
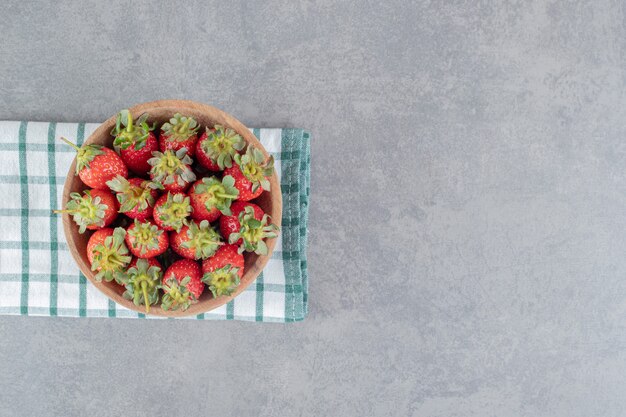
[0,121,310,322]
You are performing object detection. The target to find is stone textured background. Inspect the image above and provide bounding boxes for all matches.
[2,1,626,416]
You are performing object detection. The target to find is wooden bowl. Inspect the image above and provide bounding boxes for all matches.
[61,100,282,317]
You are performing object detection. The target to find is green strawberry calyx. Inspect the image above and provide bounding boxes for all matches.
[181,220,223,259]
[111,109,154,150]
[91,227,131,282]
[60,137,105,176]
[155,192,192,232]
[54,190,109,234]
[200,125,245,169]
[127,219,164,256]
[195,175,239,215]
[233,145,274,193]
[106,176,155,213]
[120,258,161,313]
[148,149,196,187]
[161,276,196,311]
[161,113,200,142]
[229,207,279,255]
[202,265,241,298]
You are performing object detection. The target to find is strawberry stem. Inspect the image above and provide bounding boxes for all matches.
[141,281,150,313]
[59,137,80,151]
[52,209,75,214]
[214,192,238,199]
[126,111,133,133]
[108,258,125,267]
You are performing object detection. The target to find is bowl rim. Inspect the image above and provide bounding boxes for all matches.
[60,99,282,317]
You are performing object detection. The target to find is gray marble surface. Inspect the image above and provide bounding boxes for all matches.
[2,1,626,416]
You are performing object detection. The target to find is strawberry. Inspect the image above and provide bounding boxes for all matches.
[111,109,158,175]
[161,259,204,311]
[223,145,274,201]
[124,219,169,258]
[188,175,239,223]
[119,257,162,313]
[60,137,128,190]
[201,244,244,298]
[86,227,131,282]
[159,113,200,157]
[219,201,279,255]
[106,176,158,221]
[170,220,222,260]
[219,201,263,242]
[153,192,192,232]
[54,189,118,233]
[148,148,196,192]
[195,125,245,171]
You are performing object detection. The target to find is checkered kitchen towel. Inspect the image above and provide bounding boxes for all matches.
[0,122,310,322]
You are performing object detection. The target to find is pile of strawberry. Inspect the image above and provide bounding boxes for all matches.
[56,110,279,313]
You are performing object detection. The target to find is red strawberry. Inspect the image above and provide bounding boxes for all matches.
[111,110,158,175]
[161,259,204,311]
[106,176,158,221]
[120,134,158,176]
[201,244,244,298]
[159,113,200,157]
[170,220,222,260]
[195,125,245,171]
[223,145,274,201]
[219,201,263,241]
[153,192,192,232]
[219,201,279,255]
[54,189,118,233]
[148,149,196,192]
[119,257,162,312]
[60,137,128,190]
[188,176,239,223]
[125,219,169,258]
[86,227,131,282]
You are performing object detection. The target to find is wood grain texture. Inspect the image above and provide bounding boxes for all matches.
[61,100,282,317]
